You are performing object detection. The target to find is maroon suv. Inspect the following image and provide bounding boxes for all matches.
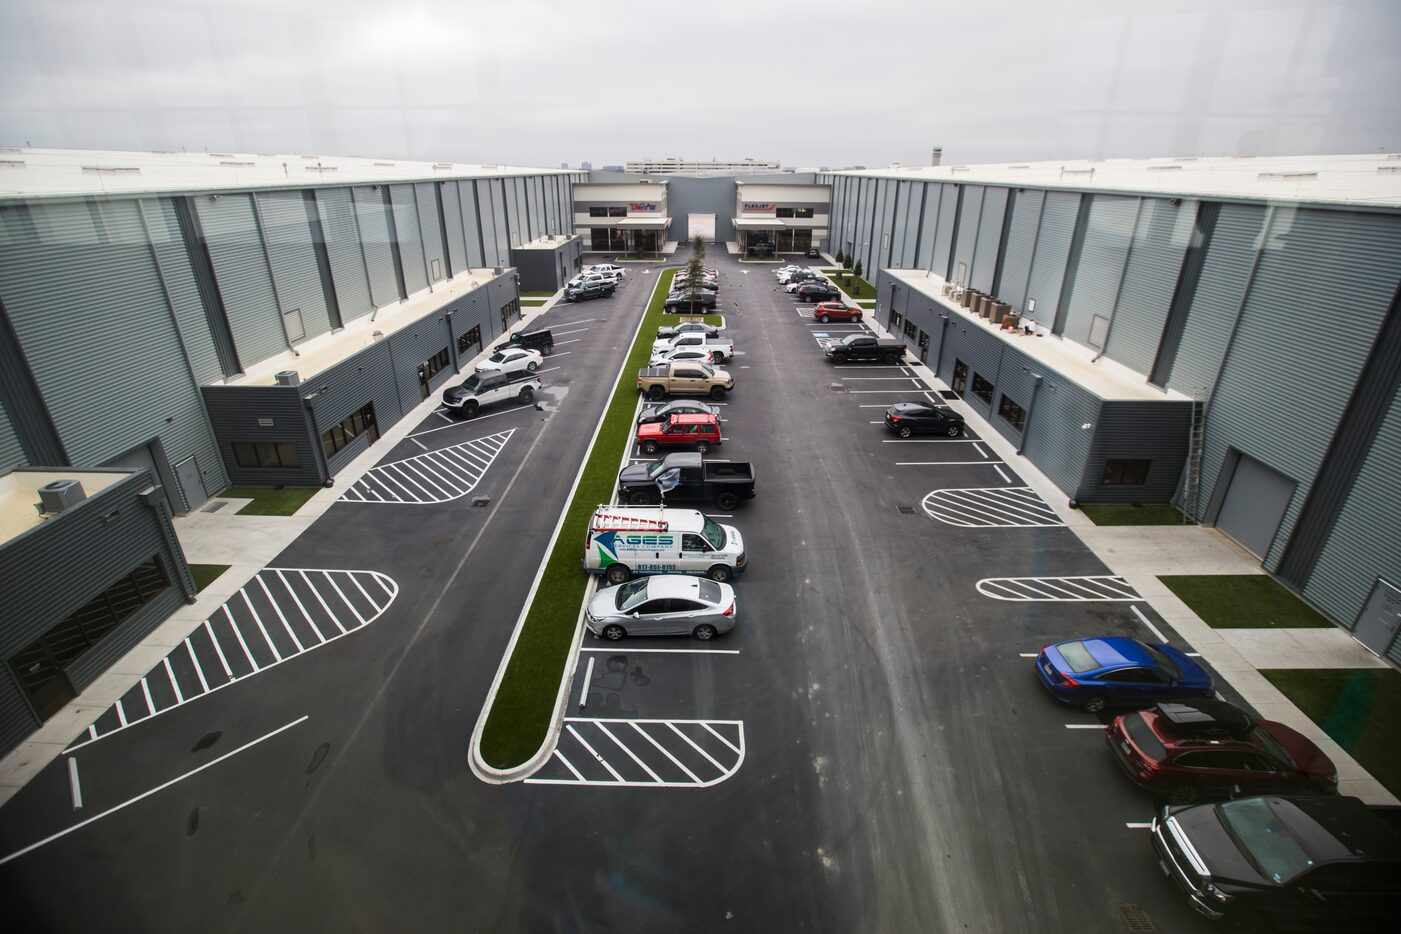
[1106,698,1337,805]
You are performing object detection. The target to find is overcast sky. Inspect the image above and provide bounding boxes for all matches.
[2,0,1398,169]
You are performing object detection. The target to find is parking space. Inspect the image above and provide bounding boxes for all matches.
[339,429,515,504]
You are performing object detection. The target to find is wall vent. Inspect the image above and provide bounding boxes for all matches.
[950,165,970,172]
[1258,171,1316,180]
[208,152,234,157]
[0,159,24,167]
[219,161,255,167]
[148,149,177,154]
[81,165,140,174]
[1061,167,1095,177]
[1148,165,1183,171]
[433,163,453,169]
[0,146,25,153]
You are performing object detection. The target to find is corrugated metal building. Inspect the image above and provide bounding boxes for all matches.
[823,154,1401,662]
[0,149,581,751]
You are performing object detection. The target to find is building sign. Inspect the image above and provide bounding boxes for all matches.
[742,202,776,213]
[629,202,659,212]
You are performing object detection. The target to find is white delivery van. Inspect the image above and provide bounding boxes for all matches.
[584,506,746,585]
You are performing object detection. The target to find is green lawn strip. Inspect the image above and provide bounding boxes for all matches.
[223,484,320,516]
[1080,503,1190,526]
[828,273,877,299]
[521,291,556,298]
[1158,574,1334,629]
[479,268,677,768]
[189,563,231,593]
[1261,668,1401,798]
[520,299,549,307]
[614,255,665,263]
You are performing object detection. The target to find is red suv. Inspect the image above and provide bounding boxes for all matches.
[635,413,722,455]
[813,302,862,323]
[1106,698,1337,805]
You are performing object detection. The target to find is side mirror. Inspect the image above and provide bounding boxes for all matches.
[631,612,640,619]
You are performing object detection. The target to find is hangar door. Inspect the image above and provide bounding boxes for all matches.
[688,214,716,242]
[1215,453,1294,559]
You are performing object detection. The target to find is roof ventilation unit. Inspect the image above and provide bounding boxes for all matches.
[38,479,87,515]
[275,370,301,387]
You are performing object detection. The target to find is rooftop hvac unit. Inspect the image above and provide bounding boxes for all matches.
[276,370,301,387]
[38,479,87,514]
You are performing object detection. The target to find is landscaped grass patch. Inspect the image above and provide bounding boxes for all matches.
[1081,503,1189,526]
[1159,574,1334,629]
[829,273,877,299]
[521,291,556,298]
[479,268,677,769]
[1262,668,1401,798]
[614,255,665,263]
[521,299,549,307]
[189,563,231,593]
[223,485,320,516]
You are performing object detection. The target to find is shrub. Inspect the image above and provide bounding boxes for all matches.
[853,260,863,279]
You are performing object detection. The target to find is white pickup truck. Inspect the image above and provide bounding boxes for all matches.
[650,332,734,364]
[441,370,540,418]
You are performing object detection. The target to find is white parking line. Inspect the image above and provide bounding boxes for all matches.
[1132,605,1169,642]
[1065,724,1108,730]
[994,465,1011,482]
[578,646,741,655]
[525,718,745,788]
[1125,823,1153,830]
[407,406,533,439]
[978,576,1143,602]
[342,430,515,504]
[555,339,582,345]
[922,487,1065,527]
[552,327,591,336]
[973,443,987,458]
[897,461,1007,466]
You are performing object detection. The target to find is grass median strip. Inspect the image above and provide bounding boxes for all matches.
[479,267,677,769]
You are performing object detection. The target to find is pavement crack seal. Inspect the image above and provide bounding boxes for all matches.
[470,267,679,781]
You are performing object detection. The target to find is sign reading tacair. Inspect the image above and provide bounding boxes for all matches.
[585,506,746,583]
[629,202,659,212]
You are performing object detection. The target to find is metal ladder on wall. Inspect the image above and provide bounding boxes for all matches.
[1181,390,1207,524]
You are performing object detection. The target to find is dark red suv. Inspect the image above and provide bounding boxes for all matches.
[812,302,862,323]
[1106,699,1337,805]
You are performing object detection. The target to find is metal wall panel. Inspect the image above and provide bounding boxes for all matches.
[529,176,546,238]
[951,185,984,286]
[1104,198,1197,377]
[203,384,323,486]
[458,182,486,268]
[440,182,468,277]
[414,183,447,285]
[941,320,1005,418]
[900,181,922,267]
[1303,384,1401,631]
[0,400,25,471]
[932,184,959,279]
[256,190,333,341]
[1199,207,1401,569]
[478,179,506,266]
[998,189,1043,313]
[390,184,428,294]
[143,197,225,385]
[388,313,454,420]
[971,186,1008,292]
[503,177,522,247]
[1078,400,1193,503]
[1166,203,1265,397]
[1062,195,1138,347]
[195,193,285,366]
[1022,191,1082,329]
[315,188,374,322]
[351,186,400,309]
[873,178,894,272]
[916,183,941,271]
[891,181,912,268]
[1019,372,1103,497]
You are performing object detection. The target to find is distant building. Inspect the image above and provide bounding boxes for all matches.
[626,158,781,176]
[580,161,592,171]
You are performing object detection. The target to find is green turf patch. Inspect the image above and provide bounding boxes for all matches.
[828,272,877,299]
[520,299,549,307]
[223,484,320,516]
[1081,503,1190,526]
[614,255,665,263]
[1261,668,1401,798]
[189,563,231,593]
[1159,574,1335,629]
[521,291,556,298]
[479,268,679,769]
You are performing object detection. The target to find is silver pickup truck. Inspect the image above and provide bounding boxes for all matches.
[441,370,540,418]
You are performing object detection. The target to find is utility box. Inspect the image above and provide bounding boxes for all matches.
[38,479,87,514]
[275,370,301,387]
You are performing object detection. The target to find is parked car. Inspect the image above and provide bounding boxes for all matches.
[779,270,821,285]
[635,412,722,455]
[442,371,539,418]
[656,321,720,340]
[588,263,627,278]
[637,361,733,400]
[664,293,718,312]
[584,506,746,584]
[812,302,862,323]
[774,264,804,276]
[475,346,542,375]
[884,402,964,438]
[1034,636,1213,712]
[1108,698,1338,804]
[648,347,715,368]
[746,241,776,256]
[585,575,737,641]
[507,329,554,356]
[796,282,841,303]
[617,452,755,510]
[564,280,614,302]
[569,271,617,289]
[637,399,719,426]
[1153,795,1401,927]
[807,246,821,257]
[823,334,906,364]
[652,332,734,364]
[669,280,719,294]
[676,266,718,278]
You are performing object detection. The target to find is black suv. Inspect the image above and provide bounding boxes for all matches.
[565,281,613,302]
[508,329,554,356]
[746,241,776,256]
[884,402,964,438]
[796,282,841,302]
[664,293,717,311]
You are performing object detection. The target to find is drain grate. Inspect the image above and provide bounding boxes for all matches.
[939,389,960,400]
[897,505,916,514]
[1118,904,1154,932]
[471,495,491,507]
[201,501,227,513]
[830,383,846,393]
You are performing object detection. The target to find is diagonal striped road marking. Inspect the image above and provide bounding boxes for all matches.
[339,429,515,504]
[976,575,1143,601]
[66,568,398,752]
[524,718,745,788]
[922,487,1065,527]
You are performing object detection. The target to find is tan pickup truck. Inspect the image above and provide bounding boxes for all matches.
[636,361,734,401]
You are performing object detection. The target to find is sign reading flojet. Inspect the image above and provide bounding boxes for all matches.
[742,202,776,213]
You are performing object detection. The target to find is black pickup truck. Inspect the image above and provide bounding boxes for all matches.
[823,334,907,364]
[508,329,554,355]
[617,452,755,510]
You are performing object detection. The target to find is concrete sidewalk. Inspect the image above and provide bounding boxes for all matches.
[848,275,1399,806]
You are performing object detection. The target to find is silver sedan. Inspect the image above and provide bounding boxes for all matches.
[586,575,737,641]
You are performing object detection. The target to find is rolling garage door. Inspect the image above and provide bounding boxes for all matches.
[1216,454,1295,558]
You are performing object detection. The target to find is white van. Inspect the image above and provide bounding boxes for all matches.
[584,506,746,585]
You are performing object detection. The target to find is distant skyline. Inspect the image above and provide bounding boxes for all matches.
[2,0,1398,169]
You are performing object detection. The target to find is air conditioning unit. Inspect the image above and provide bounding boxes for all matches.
[275,370,301,387]
[39,479,86,514]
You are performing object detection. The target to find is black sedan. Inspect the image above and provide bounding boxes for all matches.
[883,402,964,438]
[637,399,720,426]
[796,282,841,302]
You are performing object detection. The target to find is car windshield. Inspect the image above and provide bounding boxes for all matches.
[615,578,650,611]
[487,352,506,363]
[1125,713,1167,760]
[645,460,668,479]
[459,375,481,393]
[697,579,721,604]
[840,335,863,346]
[1145,644,1184,680]
[701,517,726,551]
[1217,798,1316,885]
[1252,728,1297,769]
[698,364,715,377]
[1056,641,1098,673]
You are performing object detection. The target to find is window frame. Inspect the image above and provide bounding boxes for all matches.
[1103,458,1152,486]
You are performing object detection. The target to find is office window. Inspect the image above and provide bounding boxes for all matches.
[1103,459,1151,485]
[232,441,301,469]
[776,207,794,218]
[904,320,918,339]
[588,206,608,218]
[890,310,903,332]
[608,206,627,217]
[997,394,1027,431]
[457,324,482,356]
[322,403,376,459]
[499,298,520,331]
[423,347,450,381]
[972,373,994,404]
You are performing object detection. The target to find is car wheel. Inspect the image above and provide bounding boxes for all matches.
[819,314,830,323]
[518,386,535,404]
[629,491,657,506]
[462,401,479,418]
[709,386,726,401]
[945,424,962,438]
[883,352,899,365]
[602,624,626,641]
[649,386,666,401]
[715,492,738,511]
[707,565,732,583]
[832,354,847,365]
[527,360,538,372]
[1166,786,1200,806]
[1081,696,1107,714]
[604,565,631,586]
[852,314,862,322]
[642,441,659,455]
[898,426,913,438]
[692,624,717,641]
[541,345,554,357]
[711,353,725,364]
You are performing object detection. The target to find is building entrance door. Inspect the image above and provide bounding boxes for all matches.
[918,330,930,363]
[1214,453,1294,559]
[104,441,177,514]
[952,359,968,395]
[174,456,208,512]
[1353,578,1401,657]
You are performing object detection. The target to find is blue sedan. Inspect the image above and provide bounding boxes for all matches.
[1034,637,1212,713]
